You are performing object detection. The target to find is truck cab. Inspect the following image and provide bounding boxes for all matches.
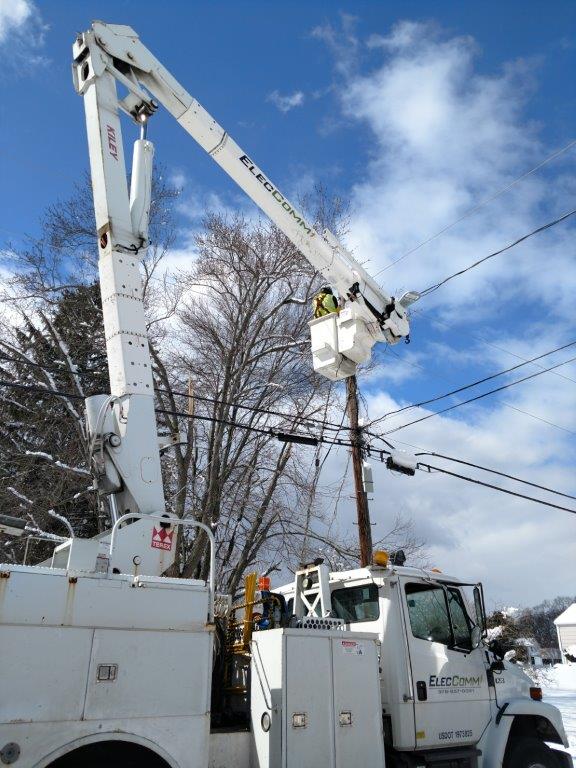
[276,558,571,768]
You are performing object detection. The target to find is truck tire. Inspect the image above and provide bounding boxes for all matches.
[506,737,561,768]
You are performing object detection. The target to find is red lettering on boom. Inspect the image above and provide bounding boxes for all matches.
[106,124,119,161]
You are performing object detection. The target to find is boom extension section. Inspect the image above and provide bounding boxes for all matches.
[73,22,417,382]
[71,21,417,575]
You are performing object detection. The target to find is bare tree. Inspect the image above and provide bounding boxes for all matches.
[0,177,427,590]
[0,171,180,559]
[154,212,337,592]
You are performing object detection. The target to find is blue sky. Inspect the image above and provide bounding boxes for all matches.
[1,1,576,605]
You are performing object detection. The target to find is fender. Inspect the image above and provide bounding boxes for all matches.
[36,730,180,768]
[478,698,569,768]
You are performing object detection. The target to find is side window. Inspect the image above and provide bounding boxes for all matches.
[447,588,473,651]
[405,583,452,645]
[405,583,474,650]
[331,583,380,623]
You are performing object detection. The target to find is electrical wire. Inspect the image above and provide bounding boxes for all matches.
[418,208,576,298]
[0,379,85,401]
[413,451,576,502]
[0,353,346,434]
[0,352,103,378]
[373,137,576,276]
[3,379,575,516]
[379,346,576,436]
[0,379,355,449]
[369,339,576,426]
[156,385,346,433]
[164,400,576,514]
[368,427,576,494]
[416,461,576,515]
[315,408,351,476]
[155,406,355,448]
[378,353,576,436]
[409,307,576,386]
[367,430,576,503]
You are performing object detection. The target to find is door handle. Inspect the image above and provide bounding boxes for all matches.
[416,680,427,701]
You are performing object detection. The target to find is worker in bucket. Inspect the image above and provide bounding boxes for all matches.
[312,286,339,318]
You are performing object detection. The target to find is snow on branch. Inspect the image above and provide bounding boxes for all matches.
[6,486,33,506]
[40,312,85,398]
[24,450,91,476]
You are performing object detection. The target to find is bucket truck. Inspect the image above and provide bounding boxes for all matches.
[0,21,571,768]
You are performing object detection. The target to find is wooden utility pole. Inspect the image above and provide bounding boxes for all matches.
[346,375,373,567]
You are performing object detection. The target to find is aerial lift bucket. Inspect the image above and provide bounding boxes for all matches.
[309,306,380,381]
[309,314,356,380]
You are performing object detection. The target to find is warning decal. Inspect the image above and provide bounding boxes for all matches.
[340,639,364,656]
[151,526,174,551]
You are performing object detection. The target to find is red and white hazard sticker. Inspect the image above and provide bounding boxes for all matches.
[341,639,364,655]
[151,526,174,551]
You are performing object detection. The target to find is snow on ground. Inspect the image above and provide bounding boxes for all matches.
[544,689,576,758]
[539,664,576,758]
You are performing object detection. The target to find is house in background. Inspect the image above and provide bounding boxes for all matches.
[515,637,543,667]
[540,647,562,666]
[554,603,576,663]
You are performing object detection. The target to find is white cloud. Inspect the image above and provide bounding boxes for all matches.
[312,19,576,606]
[267,90,305,113]
[319,20,576,324]
[0,0,32,44]
[168,169,187,190]
[311,13,360,77]
[0,0,47,72]
[316,363,576,607]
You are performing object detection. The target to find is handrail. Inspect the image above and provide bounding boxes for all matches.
[109,513,216,622]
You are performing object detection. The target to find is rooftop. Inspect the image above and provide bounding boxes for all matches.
[554,602,576,626]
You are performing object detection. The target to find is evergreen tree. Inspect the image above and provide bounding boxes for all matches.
[0,283,107,562]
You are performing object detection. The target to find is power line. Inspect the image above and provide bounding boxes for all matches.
[414,451,576,503]
[0,352,104,379]
[0,379,85,401]
[367,430,576,503]
[3,379,575,515]
[367,434,576,514]
[0,353,346,434]
[377,353,576,436]
[409,307,576,387]
[0,379,355,449]
[155,406,354,449]
[419,208,576,298]
[316,408,350,474]
[156,385,345,433]
[416,461,576,516]
[373,137,576,276]
[382,345,576,436]
[369,340,576,426]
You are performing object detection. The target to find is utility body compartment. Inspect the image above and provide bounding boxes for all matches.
[0,564,212,768]
[250,628,384,768]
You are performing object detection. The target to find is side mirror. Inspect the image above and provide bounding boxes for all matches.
[490,658,504,673]
[473,584,487,636]
[471,625,482,650]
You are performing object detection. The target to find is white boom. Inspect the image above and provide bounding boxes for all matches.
[71,22,417,574]
[73,22,417,382]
